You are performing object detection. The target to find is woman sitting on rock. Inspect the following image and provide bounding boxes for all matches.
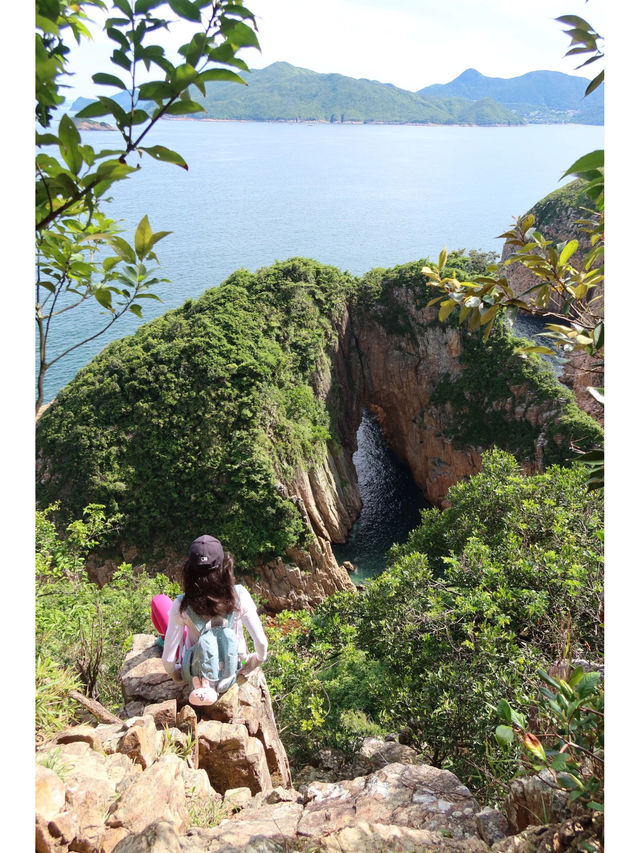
[151,535,268,707]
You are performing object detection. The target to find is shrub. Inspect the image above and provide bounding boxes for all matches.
[35,655,83,745]
[36,504,180,711]
[266,451,603,799]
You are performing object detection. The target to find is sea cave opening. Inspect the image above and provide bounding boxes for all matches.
[331,407,430,582]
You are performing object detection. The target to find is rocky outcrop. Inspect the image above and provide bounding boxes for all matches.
[344,293,483,506]
[36,669,599,853]
[119,634,291,791]
[36,735,601,853]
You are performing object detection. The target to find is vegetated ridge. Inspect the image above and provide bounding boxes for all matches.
[71,62,603,126]
[71,62,522,126]
[419,67,603,125]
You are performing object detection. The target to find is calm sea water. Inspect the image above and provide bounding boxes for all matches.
[333,409,430,581]
[40,120,601,577]
[41,120,602,401]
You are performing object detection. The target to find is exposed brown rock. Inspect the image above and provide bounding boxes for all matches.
[36,764,66,823]
[106,753,189,837]
[504,770,569,832]
[119,634,291,791]
[197,720,273,796]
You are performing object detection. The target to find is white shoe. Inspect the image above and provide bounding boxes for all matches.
[189,676,218,706]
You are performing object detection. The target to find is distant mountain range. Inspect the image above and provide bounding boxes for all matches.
[71,63,602,127]
[419,68,603,124]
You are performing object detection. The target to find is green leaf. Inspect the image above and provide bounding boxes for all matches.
[514,345,556,356]
[562,150,604,179]
[135,0,164,12]
[134,215,153,258]
[555,15,592,28]
[106,27,130,51]
[137,81,173,102]
[164,100,205,116]
[220,19,261,50]
[112,0,133,17]
[129,304,144,318]
[36,132,60,146]
[112,49,133,72]
[438,248,448,270]
[585,70,604,96]
[576,671,601,699]
[108,236,137,264]
[557,772,583,791]
[592,322,604,352]
[75,98,119,121]
[223,4,257,21]
[495,725,514,747]
[174,62,199,89]
[438,300,456,323]
[94,288,114,310]
[140,145,188,169]
[496,699,512,724]
[550,753,569,771]
[92,73,128,90]
[167,0,202,23]
[521,213,535,232]
[197,68,247,86]
[58,114,83,175]
[558,240,579,266]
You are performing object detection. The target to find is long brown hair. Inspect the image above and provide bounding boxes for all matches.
[180,552,238,619]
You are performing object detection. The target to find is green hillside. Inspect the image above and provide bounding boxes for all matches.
[419,68,603,125]
[70,62,523,126]
[195,62,523,124]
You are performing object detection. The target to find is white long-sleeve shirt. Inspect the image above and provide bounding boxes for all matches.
[161,584,268,677]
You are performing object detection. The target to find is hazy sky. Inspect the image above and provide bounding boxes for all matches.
[64,0,606,99]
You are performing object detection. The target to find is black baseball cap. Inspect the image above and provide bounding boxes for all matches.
[189,535,224,568]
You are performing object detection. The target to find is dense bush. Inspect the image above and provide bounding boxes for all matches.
[36,504,180,734]
[36,259,357,566]
[265,451,603,799]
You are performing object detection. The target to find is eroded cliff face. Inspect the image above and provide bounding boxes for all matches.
[247,272,602,612]
[345,287,482,506]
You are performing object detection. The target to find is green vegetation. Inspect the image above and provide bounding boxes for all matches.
[74,61,523,126]
[430,319,602,463]
[37,259,357,565]
[419,68,604,125]
[35,503,179,742]
[496,665,603,811]
[265,450,603,802]
[36,256,599,568]
[528,178,596,230]
[196,62,523,125]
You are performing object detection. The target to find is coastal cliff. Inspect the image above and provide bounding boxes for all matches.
[36,258,602,610]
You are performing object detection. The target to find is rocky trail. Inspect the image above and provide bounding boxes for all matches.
[35,635,602,853]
